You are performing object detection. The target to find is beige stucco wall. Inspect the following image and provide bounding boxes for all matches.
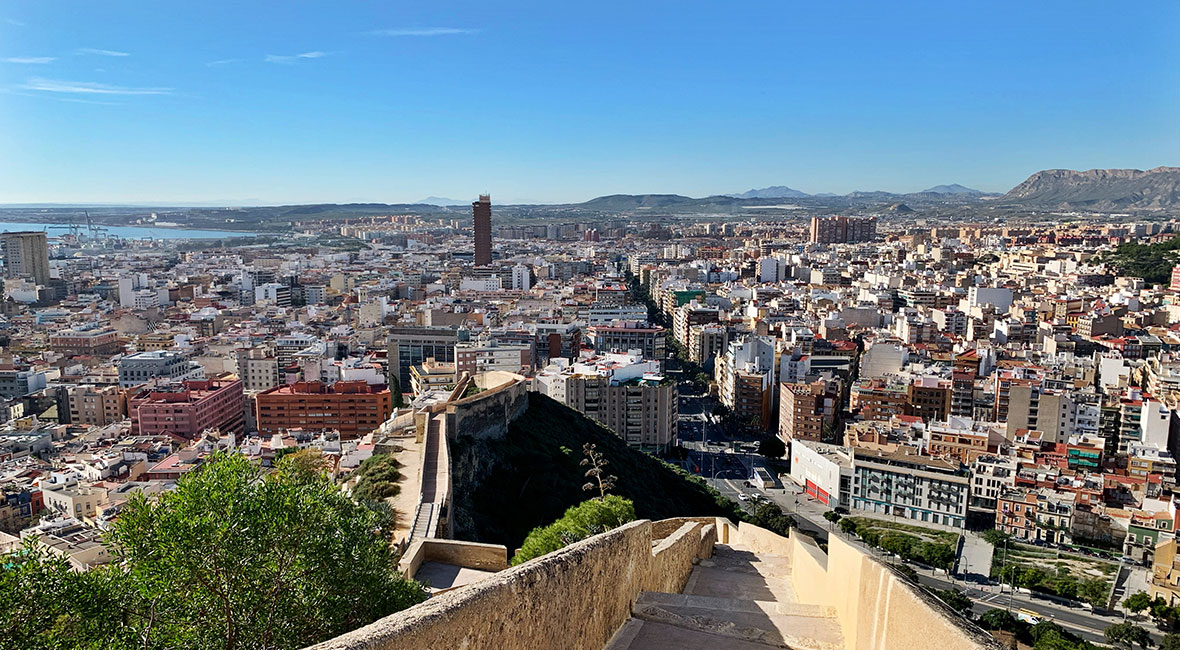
[398,538,510,579]
[307,518,714,650]
[790,533,1002,650]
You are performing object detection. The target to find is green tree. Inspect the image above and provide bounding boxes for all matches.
[111,452,425,650]
[981,529,1011,546]
[748,501,795,537]
[0,452,427,650]
[1079,578,1109,609]
[936,589,973,615]
[512,495,636,565]
[978,608,1025,634]
[838,517,859,536]
[757,435,786,459]
[1105,622,1155,649]
[879,533,918,559]
[1160,633,1180,650]
[389,375,405,408]
[919,542,957,571]
[1126,592,1155,615]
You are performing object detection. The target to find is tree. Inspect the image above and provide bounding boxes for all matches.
[1160,633,1180,650]
[581,443,618,497]
[1079,578,1110,609]
[978,608,1025,634]
[838,518,859,536]
[1105,622,1155,649]
[981,529,1011,546]
[1127,592,1155,616]
[389,375,405,408]
[0,452,427,650]
[936,589,973,615]
[512,495,636,565]
[919,542,957,571]
[757,435,786,459]
[748,501,795,537]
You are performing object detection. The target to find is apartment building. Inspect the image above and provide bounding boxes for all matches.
[255,380,392,439]
[851,448,970,529]
[128,375,245,439]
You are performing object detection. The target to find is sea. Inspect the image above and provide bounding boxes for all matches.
[0,221,262,240]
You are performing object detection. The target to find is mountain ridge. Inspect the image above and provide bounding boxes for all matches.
[1003,166,1180,210]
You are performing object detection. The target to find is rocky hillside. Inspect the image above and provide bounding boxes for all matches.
[448,394,743,550]
[1003,166,1180,210]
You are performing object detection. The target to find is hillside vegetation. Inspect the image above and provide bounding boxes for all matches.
[1099,235,1180,284]
[449,394,744,550]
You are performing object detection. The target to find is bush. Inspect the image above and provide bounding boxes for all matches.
[512,496,636,565]
[352,454,402,502]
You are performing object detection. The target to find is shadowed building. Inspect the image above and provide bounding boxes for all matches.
[1,231,50,285]
[473,194,492,266]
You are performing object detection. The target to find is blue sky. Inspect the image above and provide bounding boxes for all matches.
[1,1,1178,205]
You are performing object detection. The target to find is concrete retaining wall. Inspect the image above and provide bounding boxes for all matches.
[789,533,1002,650]
[306,518,714,650]
[398,538,510,579]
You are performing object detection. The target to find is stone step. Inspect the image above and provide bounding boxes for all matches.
[683,565,799,603]
[635,591,836,619]
[631,591,845,650]
[703,544,793,577]
[605,619,785,650]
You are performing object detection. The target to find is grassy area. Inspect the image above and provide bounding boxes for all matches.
[838,516,958,570]
[991,540,1114,607]
[449,393,744,550]
[846,517,959,545]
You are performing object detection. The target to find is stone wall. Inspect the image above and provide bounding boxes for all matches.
[305,518,714,650]
[790,532,1003,650]
[445,373,529,441]
[397,538,510,579]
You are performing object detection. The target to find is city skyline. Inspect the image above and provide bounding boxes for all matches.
[2,0,1178,205]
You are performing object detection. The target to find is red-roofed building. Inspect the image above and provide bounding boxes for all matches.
[129,375,245,440]
[255,380,392,439]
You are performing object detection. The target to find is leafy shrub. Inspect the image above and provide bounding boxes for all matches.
[511,496,636,565]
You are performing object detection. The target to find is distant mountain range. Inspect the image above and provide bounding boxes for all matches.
[1002,166,1180,210]
[728,186,810,199]
[727,183,984,200]
[416,196,468,206]
[921,183,983,195]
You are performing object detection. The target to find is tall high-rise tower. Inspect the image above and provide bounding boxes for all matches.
[0,231,51,285]
[473,194,492,266]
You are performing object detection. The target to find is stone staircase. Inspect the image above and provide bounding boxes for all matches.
[606,543,845,650]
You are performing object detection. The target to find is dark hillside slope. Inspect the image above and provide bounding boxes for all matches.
[449,394,742,549]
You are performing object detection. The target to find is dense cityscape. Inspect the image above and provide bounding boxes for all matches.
[4,1,1178,649]
[0,185,1179,648]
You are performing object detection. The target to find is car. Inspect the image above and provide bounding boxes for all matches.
[737,494,749,502]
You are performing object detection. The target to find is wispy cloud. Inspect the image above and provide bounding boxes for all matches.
[0,87,117,105]
[370,27,477,37]
[4,56,56,64]
[21,77,171,95]
[5,18,26,27]
[264,51,327,64]
[77,48,130,57]
[206,58,241,67]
